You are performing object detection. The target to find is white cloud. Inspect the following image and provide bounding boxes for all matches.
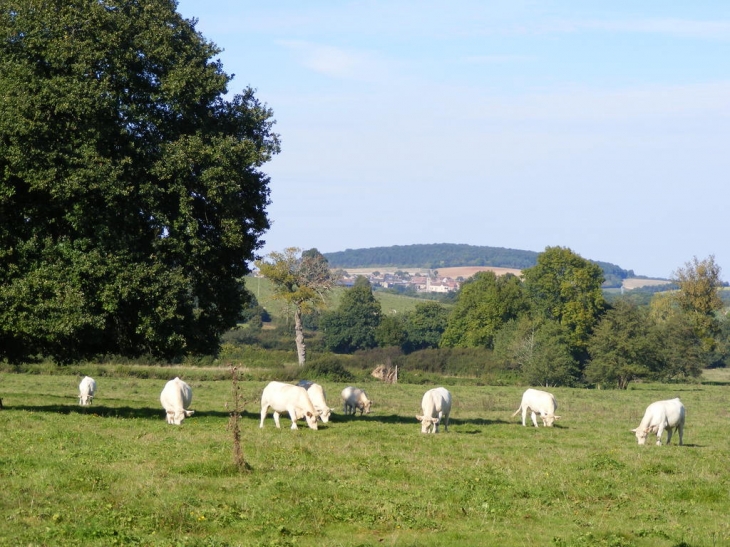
[277,40,388,81]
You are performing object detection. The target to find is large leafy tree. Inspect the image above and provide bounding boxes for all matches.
[585,299,661,389]
[256,248,337,365]
[321,276,381,354]
[0,1,279,362]
[440,271,527,348]
[493,317,579,386]
[521,320,579,387]
[522,246,606,358]
[671,255,724,351]
[402,301,449,353]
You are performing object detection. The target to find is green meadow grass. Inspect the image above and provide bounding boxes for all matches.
[244,275,438,320]
[1,372,729,546]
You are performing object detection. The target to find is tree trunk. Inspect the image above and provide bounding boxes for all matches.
[294,307,306,366]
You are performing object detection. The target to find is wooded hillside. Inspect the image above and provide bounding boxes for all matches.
[323,243,637,288]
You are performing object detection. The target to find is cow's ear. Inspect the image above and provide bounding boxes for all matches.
[306,411,313,417]
[432,418,440,424]
[416,415,424,421]
[554,415,561,420]
[630,428,637,433]
[185,410,194,417]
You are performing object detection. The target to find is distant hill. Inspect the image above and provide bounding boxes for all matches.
[323,243,637,288]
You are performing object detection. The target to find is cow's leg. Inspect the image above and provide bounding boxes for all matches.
[260,404,269,428]
[521,406,528,427]
[655,424,665,445]
[287,407,299,429]
[665,426,674,445]
[273,411,283,429]
[678,422,684,446]
[530,411,539,428]
[443,413,449,432]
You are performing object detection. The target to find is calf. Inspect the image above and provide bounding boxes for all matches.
[632,398,685,446]
[78,376,97,406]
[160,377,194,425]
[296,380,332,423]
[512,388,560,427]
[416,387,452,433]
[260,381,318,430]
[341,386,372,416]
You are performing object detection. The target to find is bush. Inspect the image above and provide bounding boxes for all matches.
[401,347,501,377]
[299,356,355,382]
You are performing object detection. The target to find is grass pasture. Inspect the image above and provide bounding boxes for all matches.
[1,372,729,546]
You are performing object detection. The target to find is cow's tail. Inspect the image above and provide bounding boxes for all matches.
[511,406,522,418]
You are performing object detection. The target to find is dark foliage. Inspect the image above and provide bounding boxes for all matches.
[0,0,278,363]
[299,356,355,383]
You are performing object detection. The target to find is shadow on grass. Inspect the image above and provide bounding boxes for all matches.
[324,413,511,427]
[6,405,520,430]
[10,404,163,419]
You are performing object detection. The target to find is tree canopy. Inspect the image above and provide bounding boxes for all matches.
[522,246,607,357]
[0,0,279,362]
[440,271,527,349]
[321,277,381,354]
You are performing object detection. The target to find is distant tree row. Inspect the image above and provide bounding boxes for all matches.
[266,247,727,388]
[325,243,540,269]
[323,243,636,288]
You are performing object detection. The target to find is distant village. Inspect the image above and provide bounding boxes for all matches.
[339,270,461,294]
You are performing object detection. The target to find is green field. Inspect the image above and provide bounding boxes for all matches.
[244,276,438,320]
[1,370,729,546]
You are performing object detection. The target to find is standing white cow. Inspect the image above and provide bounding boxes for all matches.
[632,398,685,446]
[341,386,372,416]
[78,376,96,406]
[416,387,452,434]
[160,377,194,425]
[260,381,319,430]
[296,380,332,423]
[512,388,561,427]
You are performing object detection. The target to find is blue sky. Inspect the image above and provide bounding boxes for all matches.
[176,1,729,278]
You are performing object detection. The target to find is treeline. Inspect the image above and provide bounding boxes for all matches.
[323,243,637,288]
[324,243,540,269]
[247,248,727,389]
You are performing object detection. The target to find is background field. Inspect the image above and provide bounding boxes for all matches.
[1,370,729,546]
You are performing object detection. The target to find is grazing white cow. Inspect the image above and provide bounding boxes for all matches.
[632,398,685,446]
[341,386,372,416]
[296,380,332,423]
[78,376,96,406]
[160,377,194,425]
[260,381,318,430]
[512,388,561,427]
[416,387,452,434]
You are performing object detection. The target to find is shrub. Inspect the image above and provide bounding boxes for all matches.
[299,356,355,382]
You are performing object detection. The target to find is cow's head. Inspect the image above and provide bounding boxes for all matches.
[541,414,560,427]
[631,427,649,445]
[361,399,372,414]
[304,411,319,430]
[167,409,194,425]
[416,415,440,434]
[319,407,333,423]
